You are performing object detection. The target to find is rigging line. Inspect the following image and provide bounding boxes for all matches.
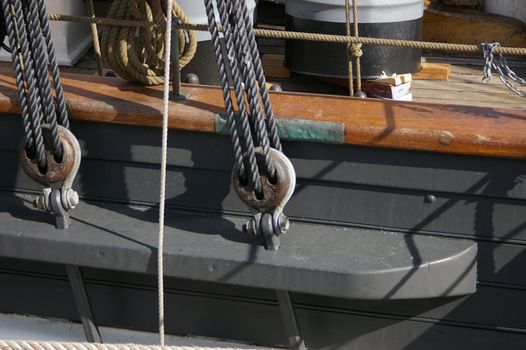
[345,0,354,96]
[158,0,173,345]
[47,13,526,56]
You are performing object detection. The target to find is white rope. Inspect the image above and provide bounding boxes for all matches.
[0,341,268,350]
[158,0,174,346]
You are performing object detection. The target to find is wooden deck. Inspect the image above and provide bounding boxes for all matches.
[412,59,525,110]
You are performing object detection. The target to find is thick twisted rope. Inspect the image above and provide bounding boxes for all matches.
[6,0,47,169]
[236,0,281,152]
[203,0,246,178]
[482,42,526,97]
[36,0,69,129]
[0,341,266,350]
[1,0,35,153]
[223,0,275,179]
[24,0,62,159]
[100,0,197,85]
[47,14,526,56]
[209,0,262,193]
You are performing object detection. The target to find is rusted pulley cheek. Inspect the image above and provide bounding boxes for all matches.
[19,127,76,185]
[233,151,292,209]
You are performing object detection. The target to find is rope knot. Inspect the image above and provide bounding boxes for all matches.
[351,42,363,58]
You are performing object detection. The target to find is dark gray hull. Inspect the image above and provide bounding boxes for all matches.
[0,115,524,349]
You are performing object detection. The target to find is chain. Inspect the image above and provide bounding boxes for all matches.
[482,42,525,97]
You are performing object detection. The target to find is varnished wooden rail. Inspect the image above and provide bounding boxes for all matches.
[0,71,525,159]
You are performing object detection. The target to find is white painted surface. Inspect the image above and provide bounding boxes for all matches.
[485,0,526,24]
[0,1,92,66]
[177,0,257,42]
[285,0,424,23]
[0,314,272,349]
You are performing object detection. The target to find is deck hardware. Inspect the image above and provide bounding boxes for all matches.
[184,73,200,85]
[238,148,296,250]
[425,194,437,203]
[2,0,77,228]
[170,21,186,101]
[32,126,81,229]
[355,90,367,98]
[269,83,283,92]
[205,0,295,249]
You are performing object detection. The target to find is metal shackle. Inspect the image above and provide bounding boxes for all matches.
[232,147,296,211]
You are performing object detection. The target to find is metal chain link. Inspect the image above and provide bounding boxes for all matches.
[482,42,525,97]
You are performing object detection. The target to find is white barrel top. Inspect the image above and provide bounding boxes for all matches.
[285,0,424,24]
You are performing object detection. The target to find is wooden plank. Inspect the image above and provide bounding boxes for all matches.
[261,53,290,79]
[414,62,451,80]
[0,70,525,159]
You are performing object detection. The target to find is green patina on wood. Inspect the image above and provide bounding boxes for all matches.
[215,114,345,144]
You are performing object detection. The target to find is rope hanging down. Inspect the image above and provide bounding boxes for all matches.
[482,42,526,98]
[101,0,197,85]
[204,0,295,251]
[1,0,81,229]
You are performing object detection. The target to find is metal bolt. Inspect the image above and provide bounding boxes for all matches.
[278,214,290,234]
[33,195,46,210]
[439,131,454,146]
[354,90,367,98]
[242,219,258,237]
[269,84,283,92]
[184,73,199,85]
[425,194,437,203]
[66,189,79,209]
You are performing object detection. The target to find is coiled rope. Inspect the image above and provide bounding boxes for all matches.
[100,0,197,85]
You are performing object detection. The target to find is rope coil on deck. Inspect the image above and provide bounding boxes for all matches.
[0,340,264,350]
[100,0,197,85]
